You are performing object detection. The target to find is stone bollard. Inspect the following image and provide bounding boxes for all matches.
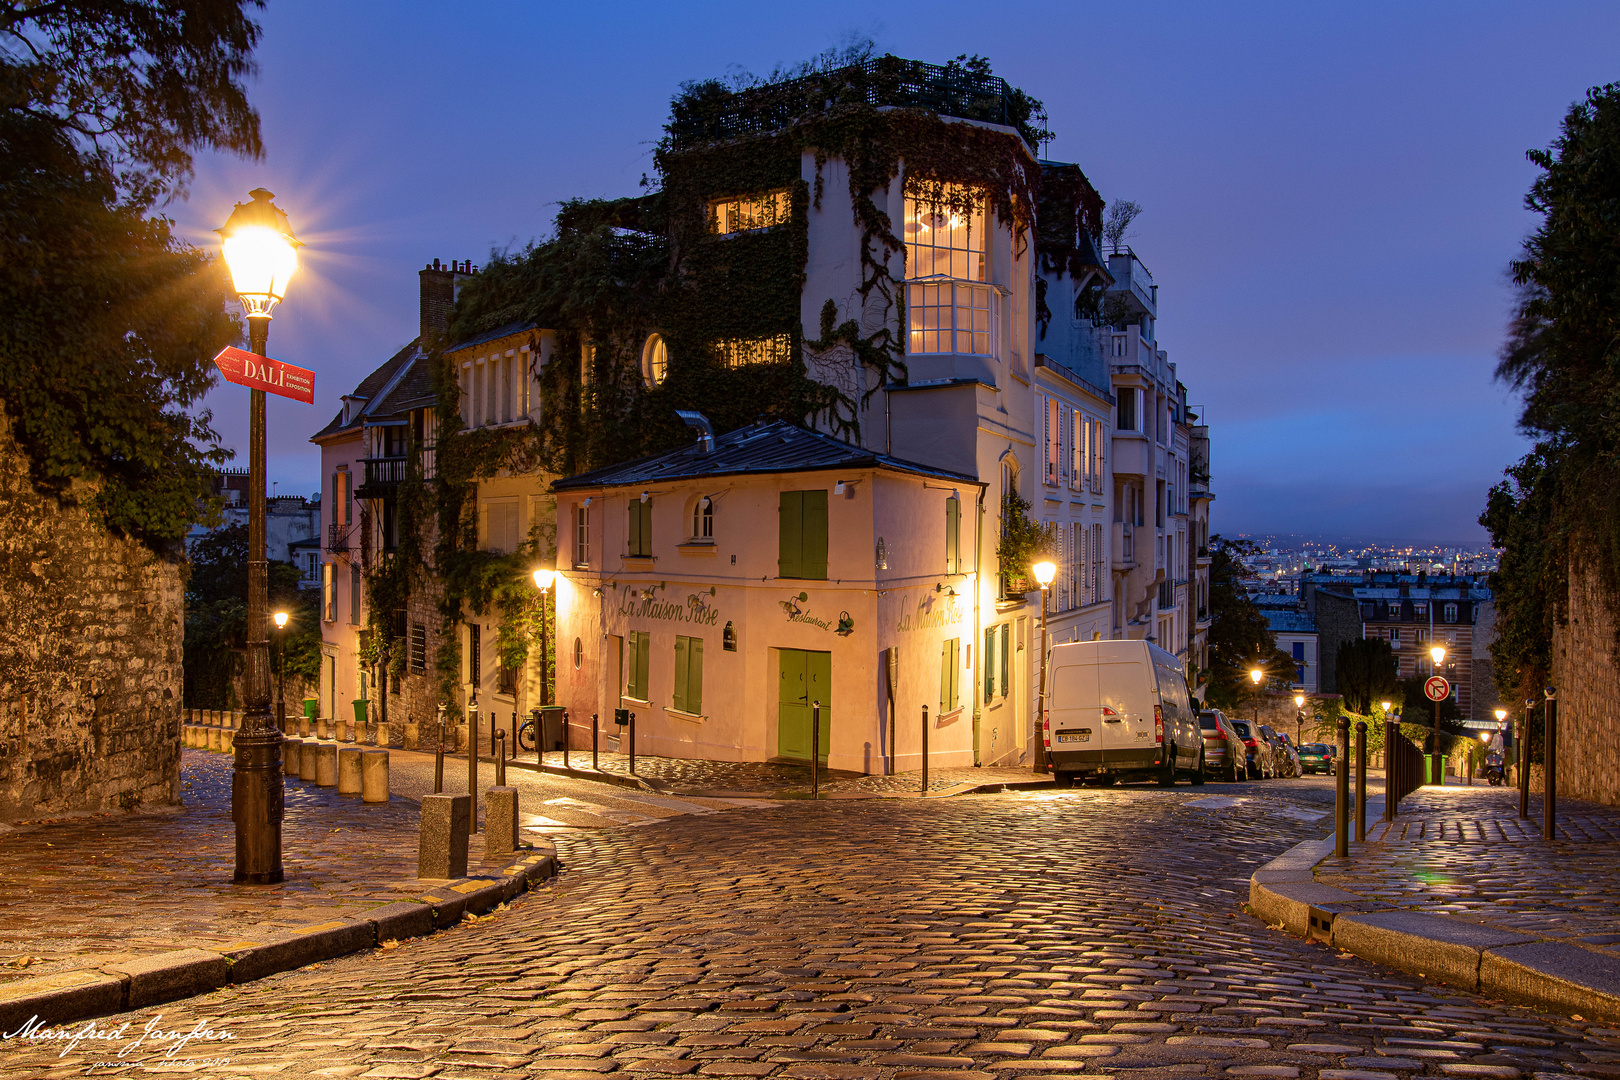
[283,737,301,776]
[314,741,339,787]
[299,739,320,782]
[375,721,391,749]
[297,715,310,738]
[316,717,328,740]
[337,746,363,794]
[207,727,223,752]
[232,711,243,729]
[341,720,356,744]
[361,749,389,804]
[403,722,419,751]
[484,786,519,859]
[181,726,192,748]
[418,793,469,879]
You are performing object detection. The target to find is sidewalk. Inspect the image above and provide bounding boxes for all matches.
[0,749,556,1028]
[509,746,1049,796]
[1251,780,1620,1020]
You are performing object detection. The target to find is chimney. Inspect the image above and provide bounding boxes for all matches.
[419,258,475,341]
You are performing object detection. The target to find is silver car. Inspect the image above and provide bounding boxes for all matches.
[1229,718,1274,778]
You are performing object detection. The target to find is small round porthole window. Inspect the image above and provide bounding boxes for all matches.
[573,637,584,669]
[641,333,668,387]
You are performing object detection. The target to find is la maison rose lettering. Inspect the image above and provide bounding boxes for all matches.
[618,593,720,626]
[895,593,966,633]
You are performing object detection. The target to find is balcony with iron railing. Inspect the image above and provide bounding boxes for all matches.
[667,56,1017,150]
[326,521,352,554]
[354,456,407,499]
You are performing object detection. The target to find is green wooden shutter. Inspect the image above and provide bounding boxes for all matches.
[946,497,960,575]
[689,637,703,715]
[779,491,803,578]
[673,636,689,712]
[950,638,960,711]
[984,627,995,703]
[628,501,642,556]
[999,623,1010,699]
[802,489,828,579]
[637,631,650,700]
[641,501,652,555]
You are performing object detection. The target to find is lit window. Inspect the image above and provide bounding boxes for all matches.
[692,497,713,540]
[905,185,986,281]
[715,334,791,368]
[907,281,995,355]
[710,189,790,235]
[641,334,668,387]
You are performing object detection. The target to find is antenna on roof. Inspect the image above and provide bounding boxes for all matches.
[675,410,714,455]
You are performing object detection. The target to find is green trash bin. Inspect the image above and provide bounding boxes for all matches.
[303,698,319,720]
[352,698,369,727]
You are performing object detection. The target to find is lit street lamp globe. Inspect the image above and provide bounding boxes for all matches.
[533,568,556,592]
[1429,644,1446,668]
[1249,667,1263,686]
[273,611,288,629]
[216,188,300,322]
[1032,560,1057,588]
[1294,693,1305,708]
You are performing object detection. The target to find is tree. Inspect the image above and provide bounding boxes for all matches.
[1485,83,1620,700]
[2,1,265,549]
[1102,199,1142,254]
[1336,638,1400,715]
[184,523,320,708]
[1204,535,1293,709]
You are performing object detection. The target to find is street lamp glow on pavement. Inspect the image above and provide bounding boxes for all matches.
[1032,560,1057,775]
[218,188,300,886]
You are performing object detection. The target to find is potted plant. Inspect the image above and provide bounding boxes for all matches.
[996,491,1051,600]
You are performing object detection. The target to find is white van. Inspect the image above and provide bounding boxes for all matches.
[1042,639,1204,786]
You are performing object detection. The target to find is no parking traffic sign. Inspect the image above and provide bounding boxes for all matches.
[1424,675,1451,702]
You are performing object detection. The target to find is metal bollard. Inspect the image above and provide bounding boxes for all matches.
[495,730,506,787]
[434,740,444,794]
[1520,698,1533,819]
[1467,750,1473,786]
[592,713,599,771]
[629,711,637,773]
[921,704,930,795]
[1544,689,1558,843]
[1335,716,1350,858]
[510,711,517,761]
[531,707,542,764]
[562,711,570,771]
[1384,719,1397,822]
[1355,721,1367,842]
[811,701,821,799]
[469,707,478,832]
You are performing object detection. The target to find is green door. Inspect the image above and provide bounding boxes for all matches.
[777,649,831,763]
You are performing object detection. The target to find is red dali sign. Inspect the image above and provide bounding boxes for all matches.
[212,347,315,404]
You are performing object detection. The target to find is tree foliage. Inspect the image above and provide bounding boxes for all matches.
[1204,536,1293,708]
[1483,82,1620,702]
[1335,637,1400,715]
[1,1,264,550]
[183,523,320,709]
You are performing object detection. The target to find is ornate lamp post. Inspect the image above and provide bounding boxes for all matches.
[1293,692,1306,747]
[532,569,556,708]
[217,188,300,884]
[1249,666,1264,730]
[1032,559,1057,773]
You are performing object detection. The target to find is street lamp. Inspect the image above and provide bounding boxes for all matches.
[1249,666,1264,732]
[532,569,556,709]
[1032,559,1057,774]
[1294,692,1306,746]
[217,188,300,885]
[272,610,289,731]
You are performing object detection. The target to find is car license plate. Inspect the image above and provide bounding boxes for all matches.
[1056,729,1090,744]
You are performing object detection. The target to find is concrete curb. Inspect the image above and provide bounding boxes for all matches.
[1248,825,1620,1020]
[0,848,560,1033]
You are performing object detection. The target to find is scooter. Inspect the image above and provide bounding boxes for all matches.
[1482,753,1506,786]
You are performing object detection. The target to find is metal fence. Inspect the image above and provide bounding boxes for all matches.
[1384,724,1426,816]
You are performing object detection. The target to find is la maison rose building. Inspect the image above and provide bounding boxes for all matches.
[549,422,1006,772]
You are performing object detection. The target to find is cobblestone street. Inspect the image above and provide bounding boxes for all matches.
[9,779,1618,1079]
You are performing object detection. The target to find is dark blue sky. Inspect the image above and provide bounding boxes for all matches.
[176,1,1620,542]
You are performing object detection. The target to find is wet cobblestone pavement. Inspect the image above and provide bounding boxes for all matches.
[1316,785,1620,952]
[0,749,766,987]
[527,749,1044,796]
[8,781,1616,1078]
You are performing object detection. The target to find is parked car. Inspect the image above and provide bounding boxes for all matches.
[1229,718,1272,778]
[1278,733,1305,778]
[1198,709,1246,782]
[1297,742,1335,775]
[1043,639,1205,786]
[1261,726,1297,778]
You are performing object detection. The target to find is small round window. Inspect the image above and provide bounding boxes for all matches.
[573,637,584,669]
[641,334,668,387]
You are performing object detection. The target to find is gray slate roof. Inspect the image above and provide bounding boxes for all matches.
[552,421,979,491]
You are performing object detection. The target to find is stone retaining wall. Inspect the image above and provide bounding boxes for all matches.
[0,409,182,822]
